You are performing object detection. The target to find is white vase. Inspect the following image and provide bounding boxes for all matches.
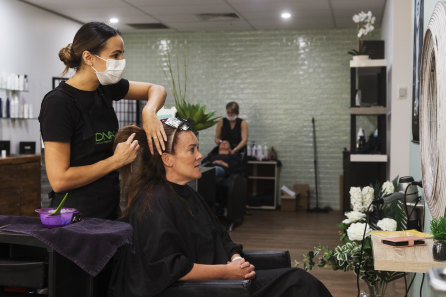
[353,55,370,61]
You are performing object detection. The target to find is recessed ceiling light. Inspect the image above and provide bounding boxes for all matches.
[281,12,291,20]
[109,18,119,24]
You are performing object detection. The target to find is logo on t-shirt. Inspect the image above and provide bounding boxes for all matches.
[96,131,115,145]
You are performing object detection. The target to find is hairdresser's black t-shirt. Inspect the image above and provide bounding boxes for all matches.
[39,79,129,219]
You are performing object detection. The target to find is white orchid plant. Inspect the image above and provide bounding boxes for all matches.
[348,10,376,56]
[300,177,406,295]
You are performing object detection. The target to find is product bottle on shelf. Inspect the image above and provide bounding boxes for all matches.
[24,75,29,91]
[247,144,251,157]
[251,141,257,159]
[28,104,33,118]
[355,89,362,106]
[10,95,15,118]
[256,144,263,161]
[6,97,10,118]
[1,98,5,118]
[357,128,366,153]
[263,144,269,160]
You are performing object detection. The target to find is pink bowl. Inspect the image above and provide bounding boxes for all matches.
[35,208,79,228]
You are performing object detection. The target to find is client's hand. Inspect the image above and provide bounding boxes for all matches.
[226,258,256,280]
[212,160,229,168]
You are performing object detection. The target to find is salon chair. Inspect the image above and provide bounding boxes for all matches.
[158,250,291,297]
[202,146,248,231]
[216,173,247,231]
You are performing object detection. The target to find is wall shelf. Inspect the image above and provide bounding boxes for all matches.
[350,106,387,115]
[350,59,387,68]
[350,154,388,162]
[1,118,37,120]
[343,55,388,212]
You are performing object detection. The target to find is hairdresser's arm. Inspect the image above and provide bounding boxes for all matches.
[179,258,255,281]
[231,120,248,154]
[125,81,167,155]
[214,118,223,145]
[44,134,138,193]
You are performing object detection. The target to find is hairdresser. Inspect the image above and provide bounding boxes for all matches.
[38,22,167,219]
[214,101,248,156]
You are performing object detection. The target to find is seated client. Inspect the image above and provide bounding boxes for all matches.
[109,118,332,297]
[202,140,244,177]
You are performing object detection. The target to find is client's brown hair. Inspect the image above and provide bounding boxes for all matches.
[113,123,188,218]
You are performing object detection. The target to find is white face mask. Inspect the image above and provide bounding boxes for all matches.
[91,55,126,85]
[227,115,237,121]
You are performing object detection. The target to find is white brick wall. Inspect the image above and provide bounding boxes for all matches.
[122,29,367,210]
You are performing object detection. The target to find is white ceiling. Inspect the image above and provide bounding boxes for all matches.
[22,0,386,32]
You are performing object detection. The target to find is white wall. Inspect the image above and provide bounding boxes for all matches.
[0,0,80,154]
[381,0,412,179]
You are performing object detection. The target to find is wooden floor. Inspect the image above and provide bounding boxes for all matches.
[230,210,406,297]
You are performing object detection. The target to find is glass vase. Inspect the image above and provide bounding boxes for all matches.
[433,239,446,261]
[360,280,387,297]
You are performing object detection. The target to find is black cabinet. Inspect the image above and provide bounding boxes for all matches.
[246,161,279,210]
[343,58,388,212]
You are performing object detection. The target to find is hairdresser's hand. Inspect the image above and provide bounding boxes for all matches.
[113,133,139,167]
[142,107,167,155]
[226,258,256,280]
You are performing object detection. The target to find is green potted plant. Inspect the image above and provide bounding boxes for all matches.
[163,48,219,132]
[431,217,446,261]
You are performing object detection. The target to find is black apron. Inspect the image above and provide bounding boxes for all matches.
[48,85,120,219]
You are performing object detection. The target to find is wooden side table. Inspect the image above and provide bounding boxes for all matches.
[371,235,446,273]
[246,161,279,210]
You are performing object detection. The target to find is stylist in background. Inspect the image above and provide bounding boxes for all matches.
[39,22,167,219]
[214,101,248,155]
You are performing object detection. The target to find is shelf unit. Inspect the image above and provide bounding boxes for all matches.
[343,58,388,212]
[246,160,279,210]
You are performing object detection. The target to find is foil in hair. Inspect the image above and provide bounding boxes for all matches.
[165,117,191,131]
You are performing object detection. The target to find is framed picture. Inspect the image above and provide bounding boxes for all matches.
[52,77,68,89]
[412,0,424,143]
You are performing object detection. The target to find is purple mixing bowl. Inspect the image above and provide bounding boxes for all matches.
[35,208,79,228]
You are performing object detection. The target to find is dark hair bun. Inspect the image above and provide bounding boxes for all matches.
[58,43,76,68]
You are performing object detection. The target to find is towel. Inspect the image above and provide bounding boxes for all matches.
[0,215,132,277]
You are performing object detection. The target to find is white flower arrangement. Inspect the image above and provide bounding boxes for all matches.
[361,186,375,211]
[377,218,397,231]
[353,11,376,38]
[343,211,366,225]
[381,181,395,196]
[302,177,406,293]
[349,186,374,212]
[347,222,371,241]
[349,10,376,56]
[349,187,363,212]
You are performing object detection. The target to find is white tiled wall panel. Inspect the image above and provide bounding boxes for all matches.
[122,29,368,210]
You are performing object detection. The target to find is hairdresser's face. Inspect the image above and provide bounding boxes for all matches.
[92,35,125,72]
[169,131,203,184]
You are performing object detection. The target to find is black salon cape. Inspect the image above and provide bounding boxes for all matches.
[109,182,332,297]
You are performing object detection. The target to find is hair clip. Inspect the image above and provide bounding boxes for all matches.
[165,117,191,131]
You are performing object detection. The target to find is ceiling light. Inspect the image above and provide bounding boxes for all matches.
[109,18,119,24]
[281,12,291,20]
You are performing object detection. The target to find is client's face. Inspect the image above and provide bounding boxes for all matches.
[220,140,230,150]
[169,131,203,183]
